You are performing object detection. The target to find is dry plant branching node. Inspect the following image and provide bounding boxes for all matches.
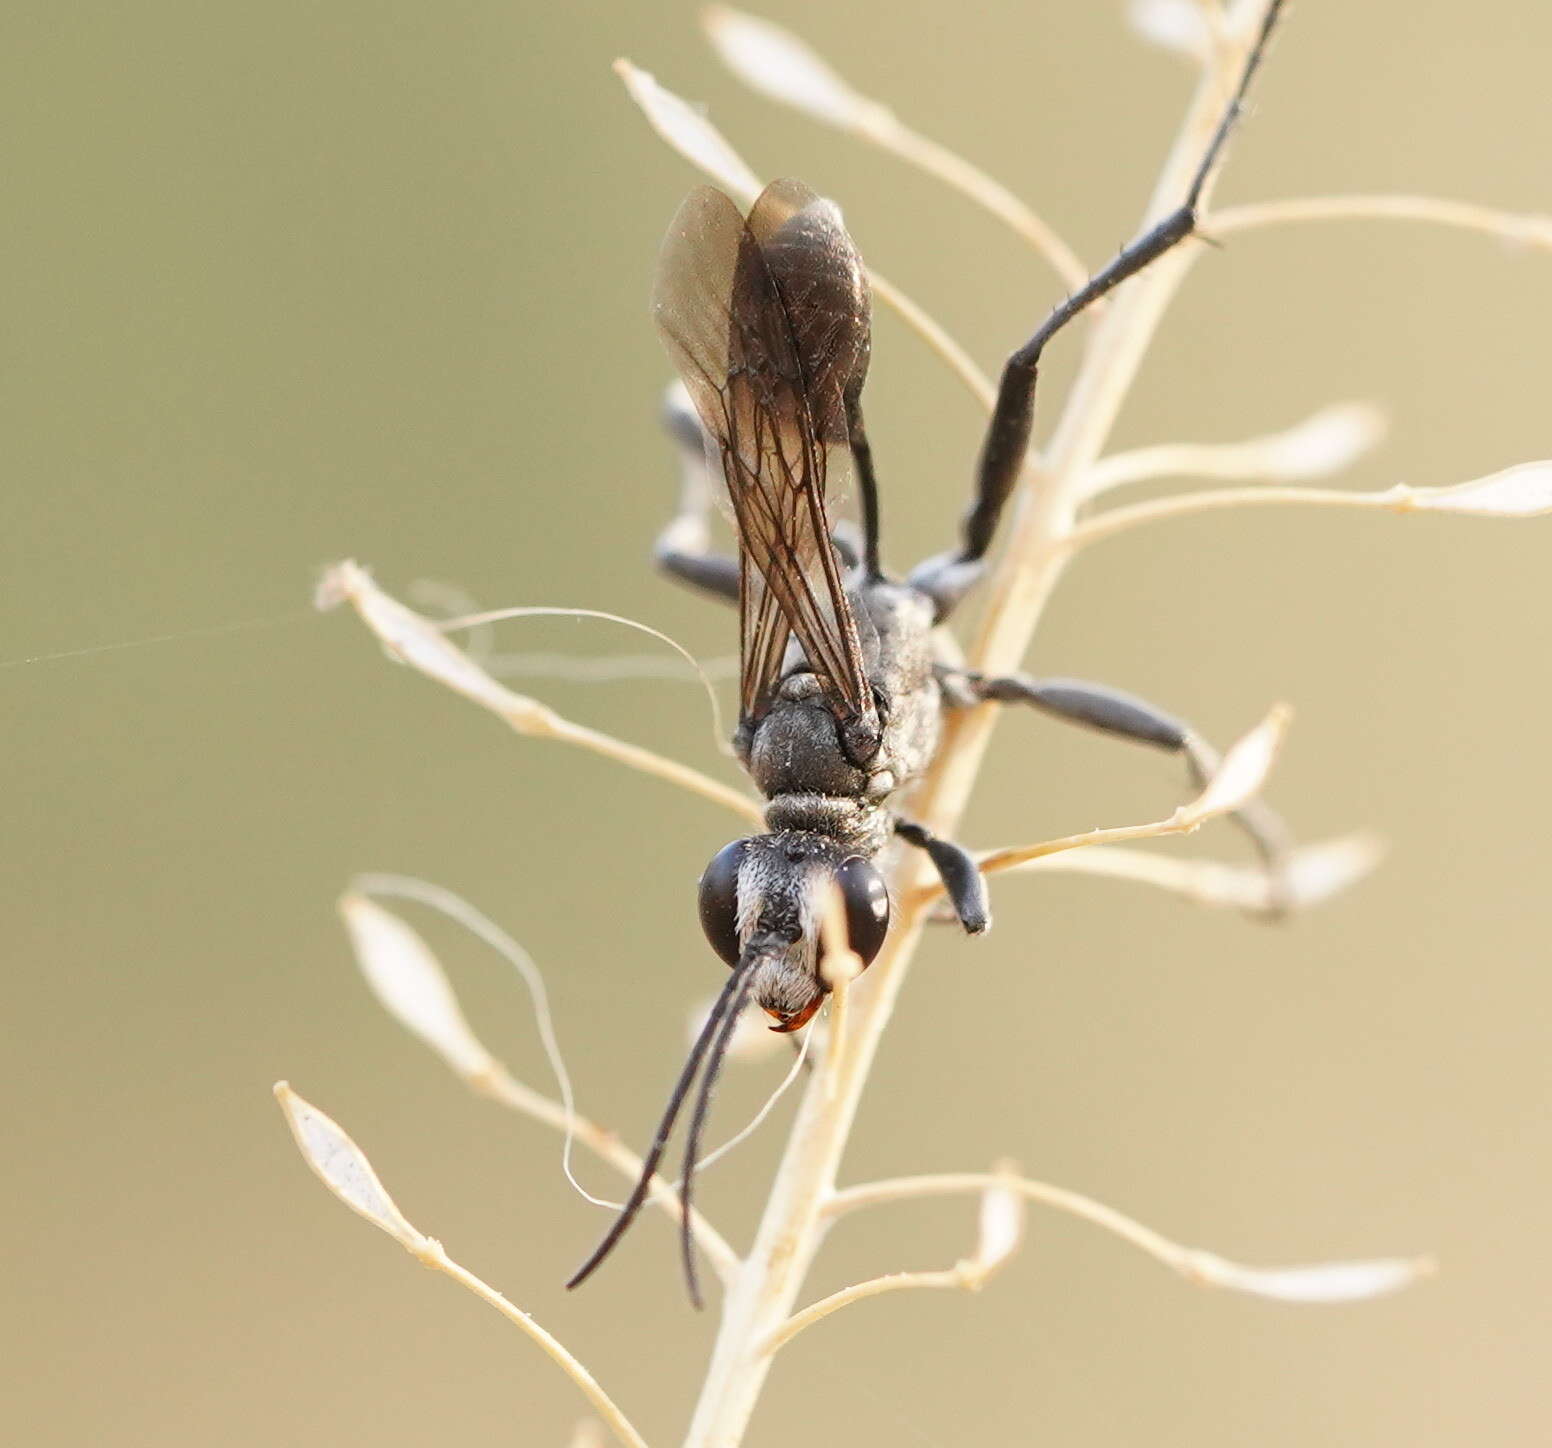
[273,1084,651,1448]
[823,1168,1433,1305]
[338,881,739,1278]
[283,3,1552,1443]
[763,1168,1026,1355]
[316,559,762,825]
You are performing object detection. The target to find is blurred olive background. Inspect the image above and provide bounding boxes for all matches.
[6,2,1550,1444]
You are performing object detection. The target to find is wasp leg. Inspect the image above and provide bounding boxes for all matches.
[909,2,1285,621]
[654,384,740,604]
[946,669,1293,916]
[896,820,990,934]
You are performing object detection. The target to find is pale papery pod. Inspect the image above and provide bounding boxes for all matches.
[1127,0,1212,59]
[318,561,549,725]
[1185,1249,1433,1303]
[275,1083,426,1250]
[972,1177,1025,1276]
[1261,403,1388,478]
[1282,832,1387,909]
[1401,461,1552,518]
[703,8,890,132]
[1187,705,1290,823]
[613,60,760,206]
[340,893,497,1083]
[1027,832,1382,913]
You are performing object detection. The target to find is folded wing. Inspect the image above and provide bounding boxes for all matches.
[653,179,880,758]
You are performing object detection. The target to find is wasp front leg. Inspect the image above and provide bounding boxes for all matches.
[895,819,991,934]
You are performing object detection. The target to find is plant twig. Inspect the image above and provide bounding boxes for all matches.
[867,269,996,408]
[318,560,762,826]
[912,705,1287,899]
[274,1084,651,1448]
[1004,832,1383,914]
[1069,462,1552,549]
[763,1172,1025,1354]
[823,1171,1432,1304]
[1078,401,1386,498]
[1208,193,1552,251]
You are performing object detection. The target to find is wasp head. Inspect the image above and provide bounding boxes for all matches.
[696,832,891,1030]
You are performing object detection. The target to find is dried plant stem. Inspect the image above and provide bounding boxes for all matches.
[1070,480,1454,548]
[680,11,1271,1443]
[853,117,1091,292]
[827,1172,1211,1274]
[276,1083,649,1448]
[417,1241,650,1448]
[322,561,763,826]
[868,269,996,408]
[1077,402,1385,497]
[527,713,762,824]
[760,1266,969,1356]
[1209,193,1552,250]
[822,1172,1431,1304]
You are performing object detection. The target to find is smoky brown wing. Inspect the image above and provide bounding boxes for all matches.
[652,182,878,746]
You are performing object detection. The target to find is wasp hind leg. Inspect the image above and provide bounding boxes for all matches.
[943,670,1297,912]
[943,670,1293,917]
[909,2,1285,622]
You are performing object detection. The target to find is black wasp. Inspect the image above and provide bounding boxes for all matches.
[570,2,1289,1306]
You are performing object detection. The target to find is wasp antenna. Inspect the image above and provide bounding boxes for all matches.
[565,964,744,1292]
[677,963,759,1307]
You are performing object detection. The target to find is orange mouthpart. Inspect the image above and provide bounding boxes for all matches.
[765,996,823,1034]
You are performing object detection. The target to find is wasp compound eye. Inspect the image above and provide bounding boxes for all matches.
[697,840,747,968]
[835,856,891,965]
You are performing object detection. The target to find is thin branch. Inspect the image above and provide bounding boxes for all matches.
[868,268,996,409]
[761,1267,966,1355]
[823,1172,1432,1304]
[1078,402,1386,498]
[701,6,1089,291]
[828,1172,1193,1266]
[923,706,1289,896]
[317,561,762,826]
[857,122,1090,291]
[434,604,731,753]
[817,886,864,1104]
[764,1171,1024,1354]
[1071,483,1408,546]
[1070,464,1552,549]
[338,884,740,1279]
[1208,194,1552,251]
[425,1246,652,1448]
[1005,832,1384,915]
[274,1084,650,1448]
